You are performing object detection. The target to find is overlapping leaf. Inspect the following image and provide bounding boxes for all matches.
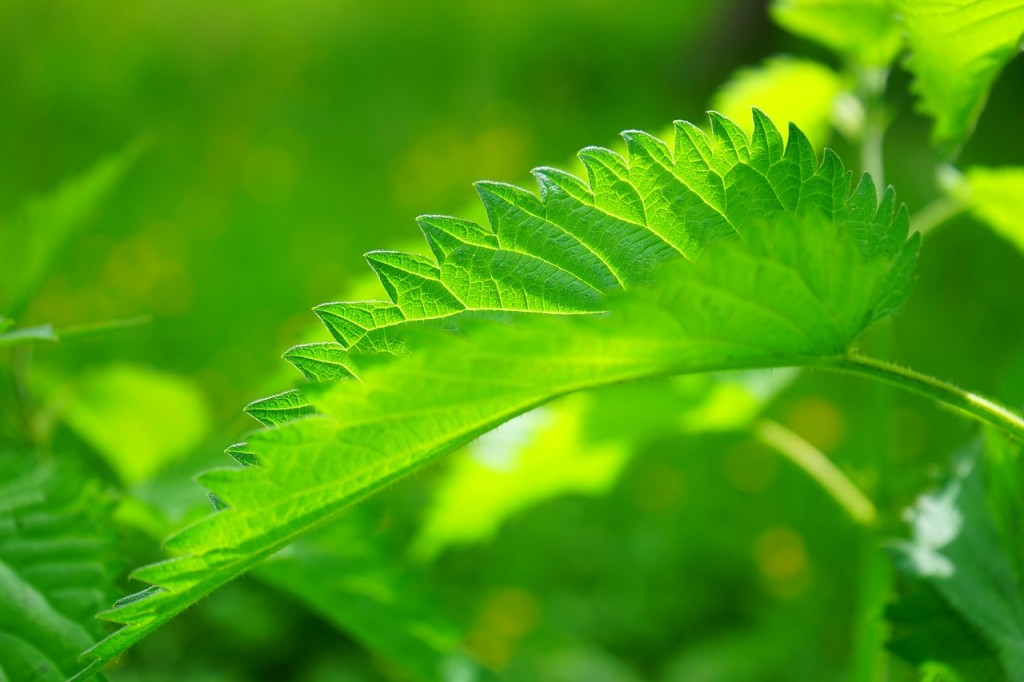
[0,456,117,681]
[770,0,902,67]
[954,167,1024,255]
[76,111,920,677]
[890,436,1024,679]
[897,0,1024,151]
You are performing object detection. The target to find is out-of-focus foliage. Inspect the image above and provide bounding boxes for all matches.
[890,435,1024,680]
[770,0,902,66]
[711,57,846,148]
[255,514,485,682]
[79,114,923,675]
[414,373,791,560]
[3,0,1024,680]
[0,457,117,681]
[0,145,136,317]
[897,0,1024,151]
[57,364,210,485]
[955,167,1024,254]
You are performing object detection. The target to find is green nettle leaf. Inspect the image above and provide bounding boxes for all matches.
[890,438,1024,679]
[712,57,846,149]
[955,167,1024,254]
[76,111,920,678]
[770,0,902,67]
[896,0,1024,151]
[0,456,117,681]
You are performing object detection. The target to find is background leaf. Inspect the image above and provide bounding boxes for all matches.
[255,514,486,682]
[0,456,118,681]
[955,167,1024,255]
[890,436,1024,678]
[711,57,846,149]
[412,372,787,561]
[896,0,1024,151]
[770,0,902,66]
[0,144,138,317]
[56,363,210,485]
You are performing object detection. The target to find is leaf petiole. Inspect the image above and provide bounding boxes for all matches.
[817,353,1024,442]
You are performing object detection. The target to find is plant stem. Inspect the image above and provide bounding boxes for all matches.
[820,354,1024,442]
[910,195,966,237]
[858,67,889,192]
[754,419,877,525]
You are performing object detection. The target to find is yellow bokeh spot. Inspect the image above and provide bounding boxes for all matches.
[754,526,812,598]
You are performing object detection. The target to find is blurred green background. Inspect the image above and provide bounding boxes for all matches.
[3,1,1024,680]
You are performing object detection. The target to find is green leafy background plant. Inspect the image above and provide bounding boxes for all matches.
[3,1,1024,681]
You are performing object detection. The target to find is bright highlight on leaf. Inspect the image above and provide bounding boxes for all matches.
[413,373,786,561]
[76,111,920,678]
[955,166,1024,254]
[897,0,1024,151]
[770,0,902,66]
[58,364,210,485]
[712,57,846,149]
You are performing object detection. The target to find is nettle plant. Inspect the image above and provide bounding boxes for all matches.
[4,1,1024,681]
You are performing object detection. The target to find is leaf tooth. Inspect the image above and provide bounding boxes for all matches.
[578,145,629,180]
[193,467,251,515]
[707,111,750,164]
[416,214,497,262]
[474,180,545,233]
[750,108,785,168]
[871,231,921,322]
[243,389,316,428]
[621,129,674,168]
[225,442,260,468]
[673,120,714,168]
[365,250,440,281]
[577,147,646,225]
[816,148,852,213]
[105,586,166,616]
[531,166,591,205]
[283,342,357,382]
[126,554,220,594]
[873,186,910,256]
[313,300,404,348]
[841,173,881,257]
[364,250,465,318]
[783,123,817,181]
[888,203,912,255]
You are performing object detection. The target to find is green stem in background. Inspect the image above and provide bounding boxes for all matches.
[58,315,152,341]
[754,419,877,525]
[857,67,890,192]
[910,195,967,237]
[819,354,1024,442]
